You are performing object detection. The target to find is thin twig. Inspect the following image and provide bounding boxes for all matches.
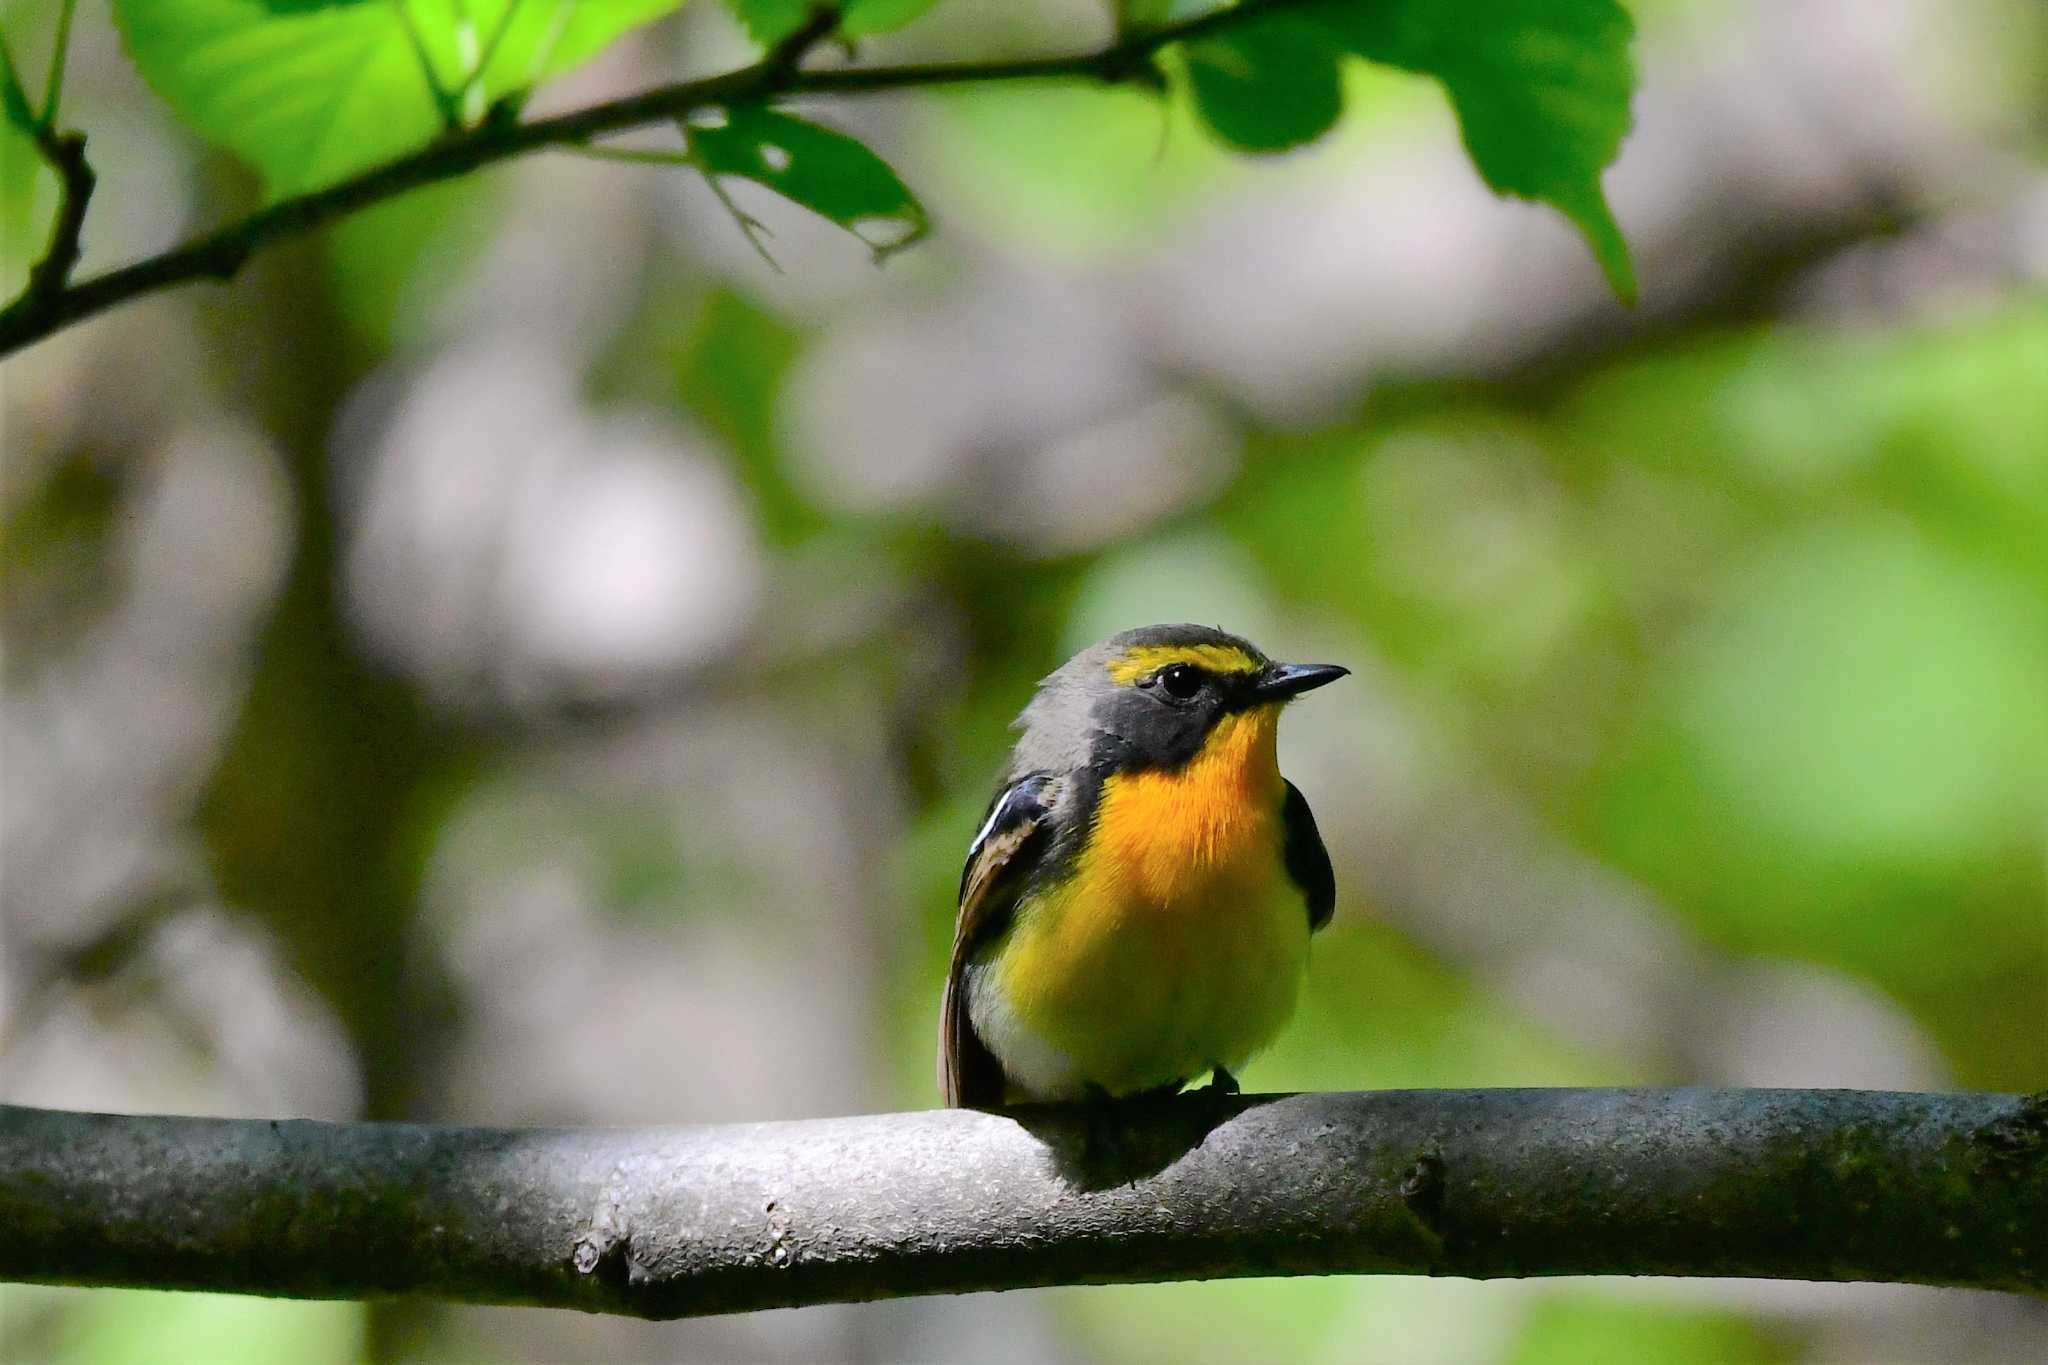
[761,6,847,80]
[570,145,690,165]
[569,133,782,266]
[1,21,95,320]
[697,157,784,273]
[17,131,93,309]
[0,0,1323,360]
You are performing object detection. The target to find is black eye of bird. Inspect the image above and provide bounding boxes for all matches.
[1157,664,1203,699]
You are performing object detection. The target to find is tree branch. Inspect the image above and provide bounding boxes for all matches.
[1,25,95,325]
[3,1089,2043,1315]
[0,0,1306,360]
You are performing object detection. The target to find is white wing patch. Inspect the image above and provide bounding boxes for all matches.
[966,798,1008,864]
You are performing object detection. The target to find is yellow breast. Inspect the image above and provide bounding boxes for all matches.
[988,706,1310,1097]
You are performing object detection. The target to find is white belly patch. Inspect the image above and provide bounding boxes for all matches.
[964,962,1086,1101]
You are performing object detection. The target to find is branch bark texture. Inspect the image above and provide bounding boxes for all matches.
[3,1089,2043,1316]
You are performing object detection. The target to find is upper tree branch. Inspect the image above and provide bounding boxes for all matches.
[0,0,1305,360]
[3,1089,2044,1315]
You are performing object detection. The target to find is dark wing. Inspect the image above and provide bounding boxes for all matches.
[1282,779,1336,932]
[940,773,1053,1108]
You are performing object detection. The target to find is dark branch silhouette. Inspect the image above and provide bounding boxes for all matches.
[3,1089,2043,1316]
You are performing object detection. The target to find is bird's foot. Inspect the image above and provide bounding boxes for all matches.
[1076,1082,1131,1177]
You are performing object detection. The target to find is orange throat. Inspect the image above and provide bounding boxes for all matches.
[1089,705,1284,909]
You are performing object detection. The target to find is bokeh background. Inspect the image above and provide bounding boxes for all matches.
[4,0,2046,1360]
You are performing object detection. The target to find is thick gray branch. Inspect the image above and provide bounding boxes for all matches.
[2,1090,2043,1316]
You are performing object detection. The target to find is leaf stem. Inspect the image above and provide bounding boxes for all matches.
[569,145,692,166]
[470,0,528,91]
[9,129,95,318]
[40,0,78,126]
[391,0,466,132]
[522,0,576,92]
[697,156,784,273]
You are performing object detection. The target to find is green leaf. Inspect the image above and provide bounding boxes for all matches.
[113,0,683,195]
[687,105,928,261]
[722,0,802,44]
[2,47,38,133]
[1303,0,1638,300]
[724,0,938,46]
[1185,17,1343,154]
[2,116,54,300]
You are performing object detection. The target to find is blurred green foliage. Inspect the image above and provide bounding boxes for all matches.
[2,1287,362,1365]
[853,296,2043,1363]
[1510,1294,1791,1365]
[4,0,2045,1361]
[326,177,506,347]
[874,300,2048,1356]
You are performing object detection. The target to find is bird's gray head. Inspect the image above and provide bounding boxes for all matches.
[1007,624,1348,777]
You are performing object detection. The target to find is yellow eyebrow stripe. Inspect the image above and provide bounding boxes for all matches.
[1106,642,1263,684]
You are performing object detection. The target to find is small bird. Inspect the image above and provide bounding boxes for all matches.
[940,624,1347,1107]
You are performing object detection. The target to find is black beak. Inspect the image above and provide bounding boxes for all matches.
[1254,662,1350,702]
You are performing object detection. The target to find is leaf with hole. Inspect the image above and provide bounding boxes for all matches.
[686,106,929,262]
